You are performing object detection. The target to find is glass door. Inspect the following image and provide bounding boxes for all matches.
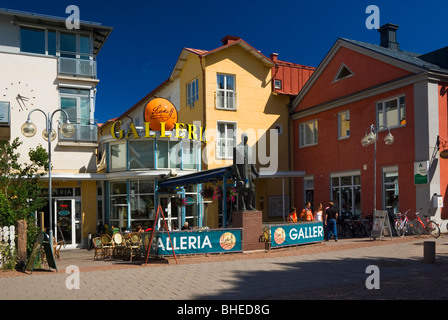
[55,199,74,246]
[158,196,180,231]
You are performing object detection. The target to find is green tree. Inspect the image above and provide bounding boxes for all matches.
[0,138,49,256]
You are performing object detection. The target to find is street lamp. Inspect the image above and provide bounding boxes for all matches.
[361,124,394,216]
[21,109,76,252]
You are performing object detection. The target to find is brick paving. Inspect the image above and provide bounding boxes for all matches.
[1,234,447,300]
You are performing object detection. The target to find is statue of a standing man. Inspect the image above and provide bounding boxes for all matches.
[233,133,259,211]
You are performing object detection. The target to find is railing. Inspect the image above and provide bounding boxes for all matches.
[59,122,98,143]
[216,91,237,110]
[0,226,15,269]
[58,57,97,78]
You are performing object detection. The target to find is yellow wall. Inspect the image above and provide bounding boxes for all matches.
[178,44,293,226]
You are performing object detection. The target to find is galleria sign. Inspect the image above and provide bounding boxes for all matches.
[111,97,205,142]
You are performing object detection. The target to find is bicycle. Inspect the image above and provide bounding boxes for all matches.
[394,210,416,237]
[412,212,441,238]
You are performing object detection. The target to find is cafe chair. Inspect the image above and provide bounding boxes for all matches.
[92,237,103,260]
[53,238,64,260]
[112,233,126,259]
[100,234,113,259]
[125,232,142,262]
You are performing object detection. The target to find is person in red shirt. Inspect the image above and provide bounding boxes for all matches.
[287,207,298,223]
[300,202,314,221]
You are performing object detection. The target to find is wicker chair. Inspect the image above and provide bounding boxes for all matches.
[112,233,126,259]
[92,237,103,259]
[53,238,64,260]
[125,232,142,262]
[100,234,113,259]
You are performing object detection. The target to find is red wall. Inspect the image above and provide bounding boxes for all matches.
[293,84,416,216]
[439,83,448,219]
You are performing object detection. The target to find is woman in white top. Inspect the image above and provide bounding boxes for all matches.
[314,203,323,222]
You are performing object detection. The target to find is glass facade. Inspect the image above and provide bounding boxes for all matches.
[104,136,202,232]
[331,174,361,218]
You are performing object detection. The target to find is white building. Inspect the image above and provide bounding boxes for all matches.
[0,8,112,248]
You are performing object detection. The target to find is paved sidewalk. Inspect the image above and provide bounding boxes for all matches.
[1,235,447,300]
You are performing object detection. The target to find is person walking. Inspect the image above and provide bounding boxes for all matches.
[325,201,338,241]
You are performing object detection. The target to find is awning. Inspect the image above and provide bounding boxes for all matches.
[159,165,233,188]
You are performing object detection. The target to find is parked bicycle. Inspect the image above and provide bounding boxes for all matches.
[394,210,440,238]
[413,211,441,238]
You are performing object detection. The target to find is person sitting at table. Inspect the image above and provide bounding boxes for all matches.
[181,222,192,230]
[299,202,314,221]
[136,225,145,233]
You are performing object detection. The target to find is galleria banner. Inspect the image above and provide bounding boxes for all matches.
[270,222,324,248]
[145,228,242,256]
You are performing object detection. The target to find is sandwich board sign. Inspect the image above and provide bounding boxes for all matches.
[25,232,57,273]
[370,210,393,240]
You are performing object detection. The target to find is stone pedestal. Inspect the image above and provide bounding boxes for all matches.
[232,210,264,251]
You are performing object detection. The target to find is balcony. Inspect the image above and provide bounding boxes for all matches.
[58,57,97,78]
[58,121,98,144]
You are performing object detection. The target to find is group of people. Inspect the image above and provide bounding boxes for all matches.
[287,201,338,241]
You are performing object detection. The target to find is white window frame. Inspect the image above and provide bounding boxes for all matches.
[376,95,406,129]
[299,119,318,148]
[216,74,236,110]
[338,110,350,140]
[59,87,93,124]
[187,78,199,107]
[216,121,236,159]
[274,79,282,89]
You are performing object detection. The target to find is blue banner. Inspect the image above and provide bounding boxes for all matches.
[146,229,242,256]
[270,222,324,248]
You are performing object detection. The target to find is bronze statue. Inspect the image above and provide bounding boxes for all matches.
[233,133,259,211]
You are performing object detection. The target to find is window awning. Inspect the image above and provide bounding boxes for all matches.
[159,165,234,188]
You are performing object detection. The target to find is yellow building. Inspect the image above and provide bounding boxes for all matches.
[170,36,314,227]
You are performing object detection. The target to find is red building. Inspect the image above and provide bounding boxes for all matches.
[291,24,448,231]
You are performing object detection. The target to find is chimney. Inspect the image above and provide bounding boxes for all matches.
[270,53,278,62]
[379,23,399,50]
[221,35,240,45]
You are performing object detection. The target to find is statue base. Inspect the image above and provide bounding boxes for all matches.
[232,210,264,251]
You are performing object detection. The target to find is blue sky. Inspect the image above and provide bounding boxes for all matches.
[3,0,448,124]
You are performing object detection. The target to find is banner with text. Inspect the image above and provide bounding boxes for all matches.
[270,222,324,248]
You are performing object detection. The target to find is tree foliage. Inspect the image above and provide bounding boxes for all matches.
[0,138,49,251]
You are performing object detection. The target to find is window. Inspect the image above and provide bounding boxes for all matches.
[129,140,154,169]
[110,143,126,170]
[338,111,350,139]
[383,168,399,216]
[20,27,45,54]
[377,95,406,128]
[334,63,354,82]
[299,119,318,147]
[274,124,283,135]
[274,80,282,89]
[130,180,155,229]
[60,88,91,124]
[187,78,199,107]
[20,26,91,58]
[331,173,361,218]
[216,74,236,110]
[217,122,236,159]
[109,181,128,230]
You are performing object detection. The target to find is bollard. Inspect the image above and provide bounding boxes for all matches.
[423,241,436,264]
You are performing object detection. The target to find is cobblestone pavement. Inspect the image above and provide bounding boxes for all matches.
[1,234,447,301]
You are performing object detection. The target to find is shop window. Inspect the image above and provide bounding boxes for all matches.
[110,143,126,170]
[130,180,155,230]
[109,181,128,230]
[129,140,154,169]
[331,173,361,218]
[383,168,399,216]
[376,95,406,128]
[338,111,350,139]
[299,119,318,147]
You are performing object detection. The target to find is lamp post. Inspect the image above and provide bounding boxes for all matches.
[361,124,395,216]
[21,109,76,251]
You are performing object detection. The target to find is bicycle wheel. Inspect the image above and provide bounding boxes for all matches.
[363,220,372,237]
[411,221,424,236]
[427,221,440,238]
[395,220,405,237]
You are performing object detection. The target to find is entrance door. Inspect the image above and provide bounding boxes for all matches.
[158,196,180,231]
[55,199,77,248]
